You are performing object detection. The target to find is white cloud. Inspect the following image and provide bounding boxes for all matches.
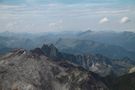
[120,16,130,24]
[49,20,63,29]
[99,17,109,24]
[0,3,134,32]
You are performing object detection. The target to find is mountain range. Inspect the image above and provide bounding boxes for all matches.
[37,44,135,76]
[55,38,135,59]
[0,43,135,90]
[0,46,108,90]
[0,30,135,60]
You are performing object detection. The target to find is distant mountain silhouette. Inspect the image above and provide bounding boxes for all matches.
[0,31,135,60]
[55,38,135,59]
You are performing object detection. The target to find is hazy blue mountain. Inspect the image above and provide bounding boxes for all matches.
[77,31,135,52]
[0,31,135,60]
[0,34,37,50]
[55,38,135,60]
[0,45,12,54]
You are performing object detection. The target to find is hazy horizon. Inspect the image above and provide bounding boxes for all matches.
[0,0,135,33]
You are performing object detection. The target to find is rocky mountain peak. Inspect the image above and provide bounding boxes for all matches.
[30,48,45,56]
[0,47,108,90]
[78,30,93,36]
[41,44,59,58]
[11,48,27,56]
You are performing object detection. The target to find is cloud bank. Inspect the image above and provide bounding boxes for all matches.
[0,2,134,32]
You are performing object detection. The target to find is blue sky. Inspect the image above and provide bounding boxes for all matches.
[0,0,135,32]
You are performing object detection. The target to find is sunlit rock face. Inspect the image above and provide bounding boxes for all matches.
[0,49,108,90]
[129,67,135,73]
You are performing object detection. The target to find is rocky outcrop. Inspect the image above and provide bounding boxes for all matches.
[39,44,135,76]
[0,49,108,90]
[37,44,112,76]
[41,44,59,58]
[129,67,135,73]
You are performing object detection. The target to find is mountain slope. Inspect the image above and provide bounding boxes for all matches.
[103,72,135,90]
[113,72,135,90]
[55,38,135,59]
[38,44,135,76]
[1,31,135,60]
[0,49,108,90]
[77,31,135,52]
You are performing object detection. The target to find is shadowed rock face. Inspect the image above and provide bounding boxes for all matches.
[38,44,135,77]
[41,44,59,58]
[103,72,135,90]
[0,49,108,90]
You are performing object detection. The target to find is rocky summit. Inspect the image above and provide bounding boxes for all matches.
[0,49,108,90]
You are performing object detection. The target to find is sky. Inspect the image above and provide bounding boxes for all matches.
[0,0,135,33]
